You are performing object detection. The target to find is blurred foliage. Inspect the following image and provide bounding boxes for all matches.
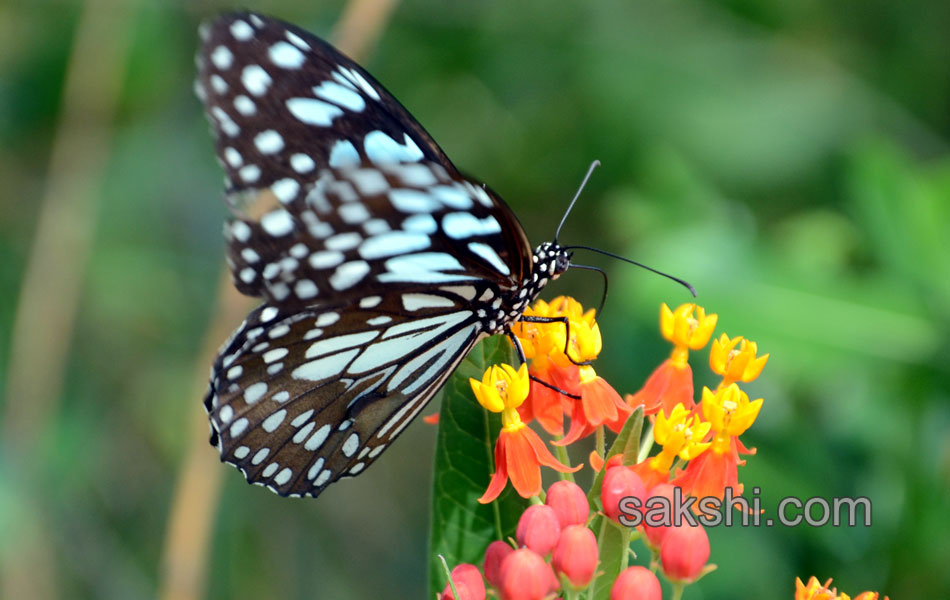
[1,0,948,598]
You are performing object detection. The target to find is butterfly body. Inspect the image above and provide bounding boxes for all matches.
[197,12,570,497]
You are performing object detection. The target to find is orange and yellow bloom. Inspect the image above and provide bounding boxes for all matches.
[626,303,717,415]
[471,363,578,502]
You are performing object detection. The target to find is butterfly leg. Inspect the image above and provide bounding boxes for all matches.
[518,315,595,367]
[505,330,581,400]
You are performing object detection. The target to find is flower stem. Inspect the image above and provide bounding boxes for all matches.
[671,581,685,600]
[596,425,605,459]
[619,526,632,571]
[638,421,655,463]
[554,443,575,483]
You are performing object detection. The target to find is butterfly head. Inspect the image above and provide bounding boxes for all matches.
[532,241,572,284]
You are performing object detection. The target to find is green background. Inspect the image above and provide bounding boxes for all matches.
[2,0,948,598]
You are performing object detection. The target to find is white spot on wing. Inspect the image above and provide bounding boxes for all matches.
[313,81,365,111]
[211,45,234,69]
[234,95,256,116]
[244,382,268,404]
[286,31,310,50]
[402,293,456,311]
[269,41,306,69]
[292,348,359,381]
[295,279,318,299]
[290,153,315,173]
[364,131,424,164]
[262,409,287,433]
[359,232,430,259]
[272,178,300,203]
[328,139,360,168]
[389,189,440,213]
[274,467,293,486]
[305,425,331,451]
[230,20,254,41]
[241,64,271,96]
[254,130,284,154]
[239,164,261,182]
[309,250,344,268]
[360,296,381,308]
[342,433,359,457]
[468,242,511,276]
[329,260,370,290]
[287,97,343,126]
[442,213,501,239]
[260,210,293,236]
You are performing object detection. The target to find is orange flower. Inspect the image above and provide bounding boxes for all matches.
[632,403,711,489]
[672,385,760,503]
[795,577,843,600]
[626,303,716,415]
[479,424,580,502]
[518,359,577,436]
[471,363,579,503]
[625,358,695,415]
[557,366,630,446]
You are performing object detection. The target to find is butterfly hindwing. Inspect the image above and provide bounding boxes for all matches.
[204,290,485,497]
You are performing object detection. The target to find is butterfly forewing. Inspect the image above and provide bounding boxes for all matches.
[196,12,452,201]
[222,160,532,308]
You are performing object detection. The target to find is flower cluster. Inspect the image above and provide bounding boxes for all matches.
[795,577,889,600]
[444,298,884,599]
[440,480,666,600]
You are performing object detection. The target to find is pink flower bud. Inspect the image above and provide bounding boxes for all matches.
[440,564,486,600]
[483,541,514,588]
[660,523,710,583]
[601,466,646,525]
[546,480,590,528]
[642,483,677,548]
[552,525,598,588]
[516,504,561,555]
[498,548,558,600]
[610,566,662,600]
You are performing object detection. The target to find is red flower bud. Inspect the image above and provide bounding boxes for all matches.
[610,566,662,600]
[660,523,710,583]
[546,480,590,528]
[601,466,646,525]
[483,541,514,589]
[642,483,677,548]
[440,564,486,600]
[498,548,558,600]
[552,525,598,588]
[516,504,561,555]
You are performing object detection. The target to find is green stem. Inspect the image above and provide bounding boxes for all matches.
[587,517,609,600]
[671,581,685,600]
[619,527,632,571]
[638,421,655,462]
[554,442,576,483]
[596,425,606,459]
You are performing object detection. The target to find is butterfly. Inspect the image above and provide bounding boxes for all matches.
[196,11,573,497]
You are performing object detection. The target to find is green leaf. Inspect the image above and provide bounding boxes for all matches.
[427,336,529,596]
[588,515,628,600]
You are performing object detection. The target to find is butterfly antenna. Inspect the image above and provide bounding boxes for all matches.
[567,263,609,316]
[565,245,697,297]
[555,160,601,242]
